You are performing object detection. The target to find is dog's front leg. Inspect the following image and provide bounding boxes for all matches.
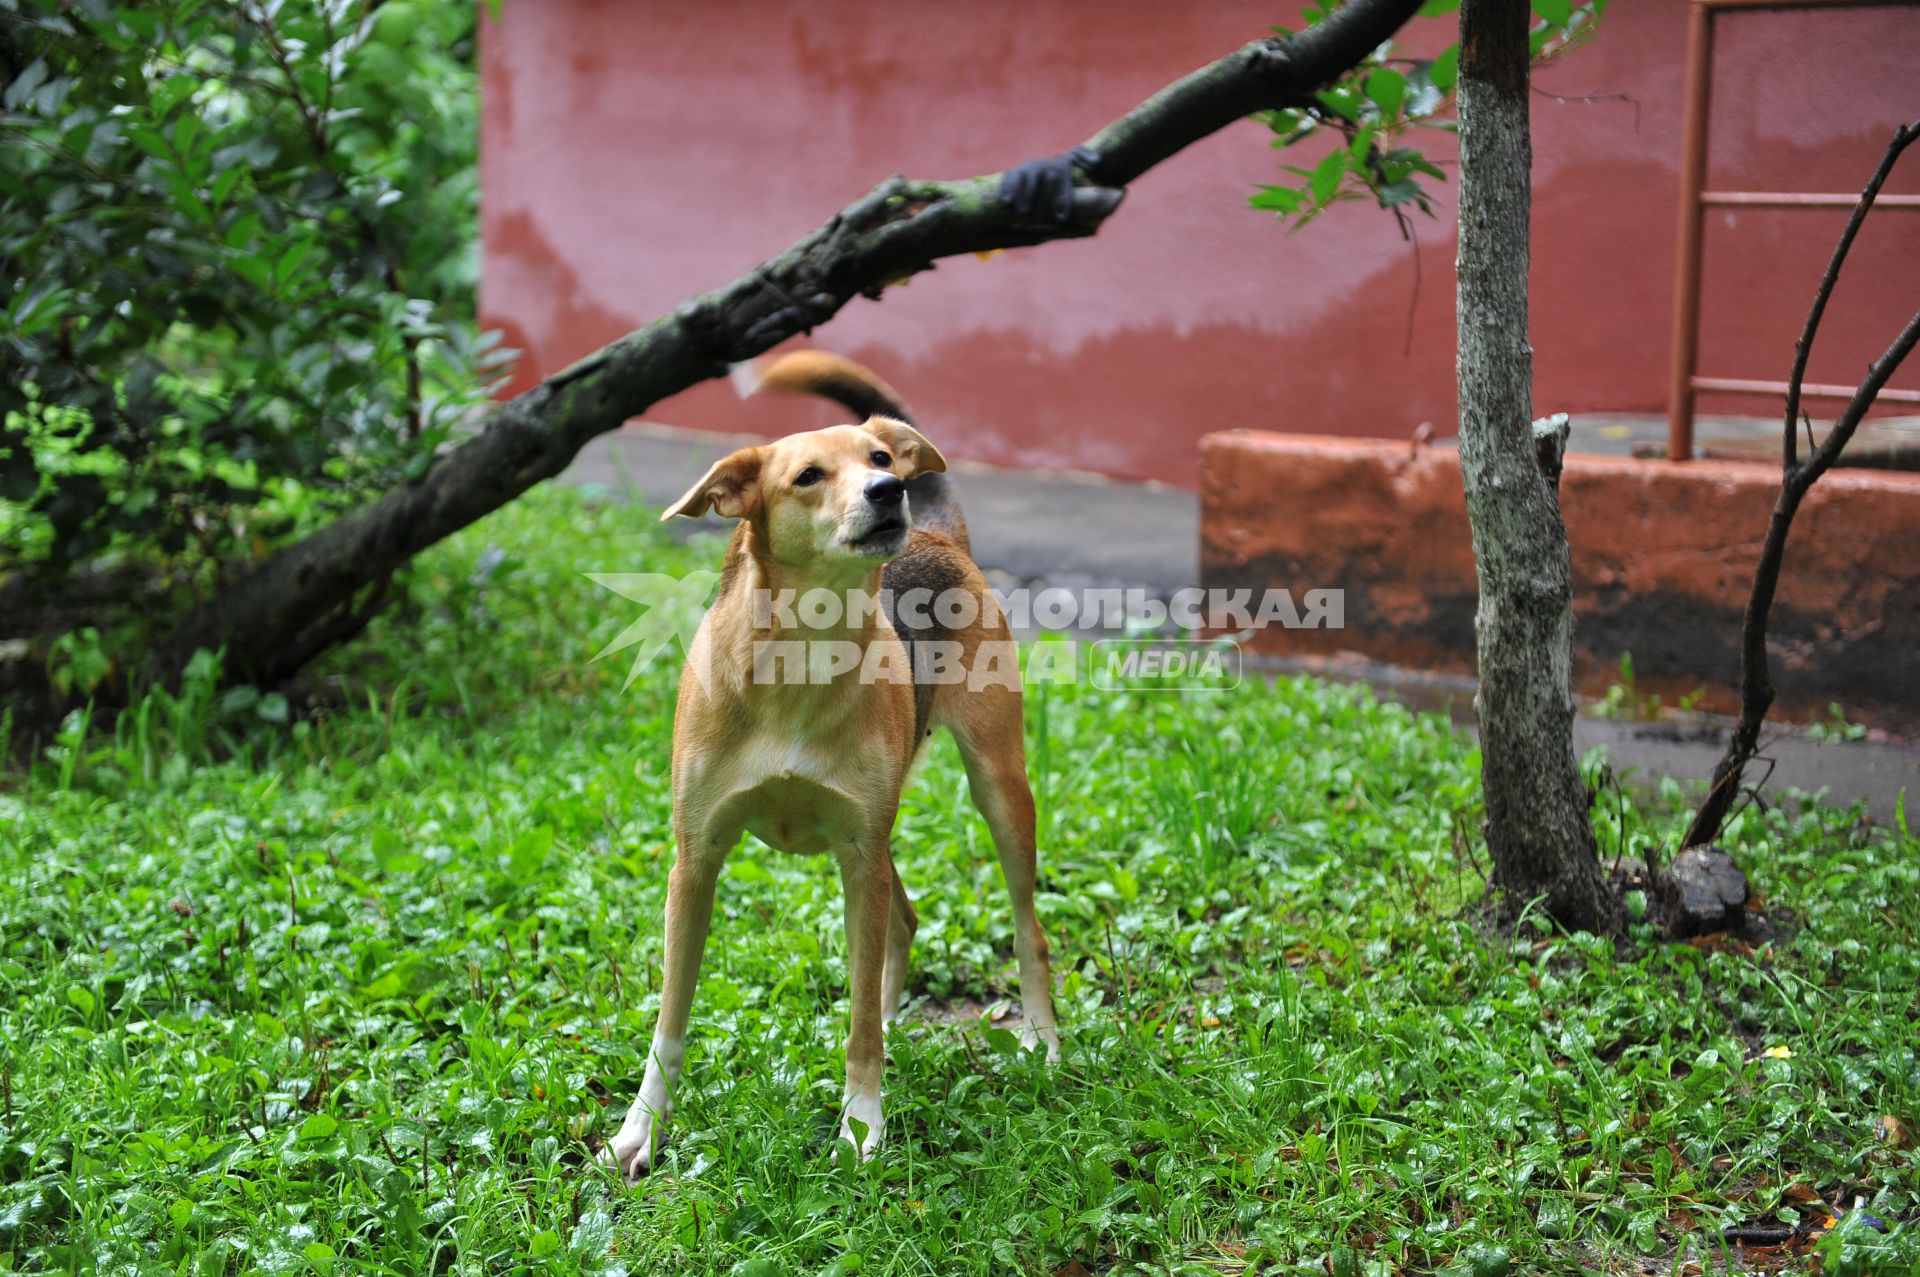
[836,840,894,1159]
[606,838,726,1180]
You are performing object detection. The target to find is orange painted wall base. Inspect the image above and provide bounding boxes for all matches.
[1199,432,1920,733]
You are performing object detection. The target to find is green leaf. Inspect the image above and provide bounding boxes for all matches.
[172,115,203,179]
[1431,45,1461,93]
[1314,86,1361,123]
[507,825,557,875]
[3,59,48,112]
[276,239,315,286]
[1378,178,1426,209]
[225,211,261,250]
[298,1113,338,1142]
[1364,68,1406,122]
[210,165,245,207]
[67,985,96,1015]
[218,685,260,715]
[1310,148,1349,205]
[529,1231,560,1257]
[233,254,273,291]
[728,1261,785,1277]
[127,124,175,164]
[165,170,213,224]
[1349,122,1378,163]
[1533,0,1574,25]
[151,74,198,118]
[570,1208,614,1257]
[1418,0,1461,12]
[303,1241,336,1274]
[1249,185,1304,213]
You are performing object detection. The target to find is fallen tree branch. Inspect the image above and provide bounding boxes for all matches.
[151,0,1428,686]
[1683,117,1920,849]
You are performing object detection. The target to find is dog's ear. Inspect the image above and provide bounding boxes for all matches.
[867,417,947,479]
[661,447,762,521]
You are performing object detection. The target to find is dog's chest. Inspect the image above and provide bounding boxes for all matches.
[681,729,893,858]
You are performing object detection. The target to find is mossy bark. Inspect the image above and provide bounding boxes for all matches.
[1455,0,1619,934]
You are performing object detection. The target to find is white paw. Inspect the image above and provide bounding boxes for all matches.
[1019,1022,1062,1064]
[603,1107,667,1182]
[837,1091,884,1160]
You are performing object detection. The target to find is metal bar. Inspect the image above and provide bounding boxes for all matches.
[1667,3,1715,460]
[1692,375,1920,404]
[1700,0,1918,10]
[1702,191,1920,208]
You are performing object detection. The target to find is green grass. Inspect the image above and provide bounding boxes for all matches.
[2,487,1916,1276]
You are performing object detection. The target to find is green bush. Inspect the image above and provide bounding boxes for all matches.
[0,0,493,603]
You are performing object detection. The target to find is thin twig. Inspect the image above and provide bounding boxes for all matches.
[1684,118,1920,849]
[1783,119,1919,472]
[1396,207,1423,358]
[1531,86,1640,134]
[252,5,327,156]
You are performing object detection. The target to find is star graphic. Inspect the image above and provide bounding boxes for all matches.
[584,571,720,689]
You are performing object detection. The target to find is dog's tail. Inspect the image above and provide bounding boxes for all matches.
[735,350,970,552]
[735,350,920,425]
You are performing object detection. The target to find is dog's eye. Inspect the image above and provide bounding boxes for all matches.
[870,451,892,468]
[794,466,824,487]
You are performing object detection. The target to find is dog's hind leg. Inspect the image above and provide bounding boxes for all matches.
[605,826,730,1180]
[946,684,1061,1061]
[882,856,918,1023]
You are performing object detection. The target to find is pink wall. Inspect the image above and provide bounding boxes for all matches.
[478,0,1920,487]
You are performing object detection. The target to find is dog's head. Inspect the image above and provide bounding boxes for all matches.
[661,416,946,569]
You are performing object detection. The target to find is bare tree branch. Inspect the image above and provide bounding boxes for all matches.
[1782,120,1919,471]
[1684,118,1920,850]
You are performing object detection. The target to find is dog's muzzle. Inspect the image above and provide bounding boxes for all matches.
[846,474,910,555]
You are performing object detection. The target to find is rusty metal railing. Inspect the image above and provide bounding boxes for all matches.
[1666,0,1920,461]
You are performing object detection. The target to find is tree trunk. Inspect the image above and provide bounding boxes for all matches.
[150,0,1426,689]
[1455,0,1618,933]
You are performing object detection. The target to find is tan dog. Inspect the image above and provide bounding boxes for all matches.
[604,352,1060,1178]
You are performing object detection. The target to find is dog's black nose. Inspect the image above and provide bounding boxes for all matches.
[864,473,905,507]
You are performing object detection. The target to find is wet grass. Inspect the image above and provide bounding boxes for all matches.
[2,487,1916,1275]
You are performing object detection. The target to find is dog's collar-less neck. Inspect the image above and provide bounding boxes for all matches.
[730,526,890,647]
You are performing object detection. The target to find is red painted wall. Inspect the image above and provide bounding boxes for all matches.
[478,0,1920,487]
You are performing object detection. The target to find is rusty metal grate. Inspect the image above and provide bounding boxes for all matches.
[1665,0,1920,462]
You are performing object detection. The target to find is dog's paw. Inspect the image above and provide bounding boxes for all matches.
[1020,1023,1063,1064]
[836,1092,884,1161]
[598,1138,649,1182]
[603,1110,667,1182]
